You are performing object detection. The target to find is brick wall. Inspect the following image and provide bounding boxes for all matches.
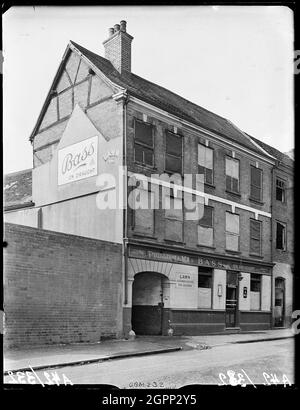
[126,105,273,263]
[4,223,123,349]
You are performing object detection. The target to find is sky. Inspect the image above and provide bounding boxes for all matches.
[3,5,294,174]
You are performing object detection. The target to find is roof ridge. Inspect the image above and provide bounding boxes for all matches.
[71,41,243,126]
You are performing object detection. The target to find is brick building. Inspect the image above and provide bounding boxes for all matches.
[4,21,294,344]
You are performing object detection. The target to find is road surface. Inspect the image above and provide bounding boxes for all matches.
[4,338,294,388]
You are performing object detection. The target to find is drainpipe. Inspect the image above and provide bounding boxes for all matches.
[122,92,129,306]
[270,164,275,328]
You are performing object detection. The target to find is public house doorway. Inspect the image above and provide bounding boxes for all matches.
[131,272,168,335]
[274,277,285,327]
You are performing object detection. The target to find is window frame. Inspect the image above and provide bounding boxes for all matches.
[198,267,213,309]
[275,177,286,203]
[164,189,184,243]
[225,211,240,252]
[134,119,154,168]
[250,273,261,311]
[225,156,240,194]
[198,143,214,186]
[249,218,262,256]
[131,184,155,237]
[250,165,263,202]
[197,205,214,247]
[275,221,287,251]
[165,130,183,175]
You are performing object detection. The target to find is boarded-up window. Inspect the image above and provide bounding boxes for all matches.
[250,219,262,255]
[276,178,286,202]
[226,157,239,193]
[134,120,154,167]
[250,166,263,201]
[165,191,183,242]
[198,205,214,247]
[133,188,154,235]
[198,267,212,308]
[276,222,286,250]
[198,145,213,185]
[165,132,182,174]
[226,212,239,251]
[250,274,261,310]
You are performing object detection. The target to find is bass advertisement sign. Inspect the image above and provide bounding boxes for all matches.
[58,136,98,186]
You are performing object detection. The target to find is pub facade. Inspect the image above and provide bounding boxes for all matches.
[5,21,288,342]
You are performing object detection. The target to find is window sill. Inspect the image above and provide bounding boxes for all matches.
[164,239,186,246]
[225,249,241,255]
[275,248,287,253]
[225,190,241,198]
[204,183,215,189]
[134,162,157,172]
[131,231,157,240]
[249,254,264,259]
[196,244,216,250]
[249,197,264,206]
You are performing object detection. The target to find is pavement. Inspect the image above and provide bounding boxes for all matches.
[3,328,294,375]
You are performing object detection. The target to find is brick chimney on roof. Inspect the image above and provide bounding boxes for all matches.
[103,20,133,73]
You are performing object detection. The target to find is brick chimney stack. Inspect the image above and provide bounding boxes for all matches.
[103,20,133,73]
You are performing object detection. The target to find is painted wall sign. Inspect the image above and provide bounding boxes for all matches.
[128,247,271,275]
[176,273,194,288]
[58,136,98,186]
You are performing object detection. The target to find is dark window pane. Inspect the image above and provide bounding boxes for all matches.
[144,147,154,166]
[251,167,262,187]
[198,165,205,175]
[135,121,153,146]
[250,238,261,254]
[206,169,213,185]
[198,274,212,288]
[251,185,261,201]
[232,178,239,193]
[250,220,261,240]
[226,175,231,191]
[251,274,261,292]
[276,223,285,249]
[134,145,144,163]
[166,133,182,156]
[199,206,213,227]
[166,155,182,174]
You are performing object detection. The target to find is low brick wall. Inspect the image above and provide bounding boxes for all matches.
[4,223,123,349]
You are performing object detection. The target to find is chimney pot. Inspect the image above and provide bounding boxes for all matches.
[120,20,127,32]
[114,24,120,32]
[108,27,114,36]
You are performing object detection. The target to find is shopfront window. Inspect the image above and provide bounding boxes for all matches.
[250,274,261,310]
[198,267,213,308]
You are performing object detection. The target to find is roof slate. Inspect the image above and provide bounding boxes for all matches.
[4,168,33,209]
[249,136,294,169]
[70,41,269,157]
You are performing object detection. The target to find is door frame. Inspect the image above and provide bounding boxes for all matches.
[274,277,285,327]
[225,270,240,328]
